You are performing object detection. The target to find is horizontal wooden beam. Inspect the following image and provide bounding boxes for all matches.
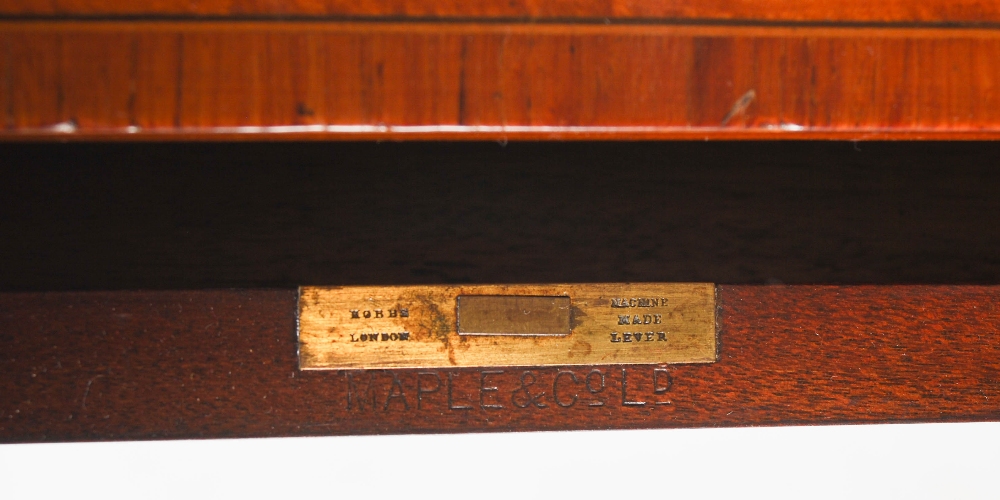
[2,0,999,24]
[2,286,999,442]
[4,22,1000,140]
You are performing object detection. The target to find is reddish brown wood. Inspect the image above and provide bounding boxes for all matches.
[2,0,999,24]
[2,286,999,443]
[4,22,1000,140]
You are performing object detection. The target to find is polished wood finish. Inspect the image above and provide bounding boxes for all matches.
[2,142,1000,442]
[4,0,998,443]
[2,285,1000,443]
[4,22,1000,140]
[3,0,998,23]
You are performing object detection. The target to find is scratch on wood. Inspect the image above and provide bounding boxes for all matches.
[174,34,184,128]
[457,35,469,125]
[4,37,12,129]
[128,36,138,127]
[56,34,65,122]
[82,374,105,410]
[721,89,756,125]
[496,30,510,140]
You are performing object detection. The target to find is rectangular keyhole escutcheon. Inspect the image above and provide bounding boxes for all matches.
[298,283,717,369]
[457,295,571,336]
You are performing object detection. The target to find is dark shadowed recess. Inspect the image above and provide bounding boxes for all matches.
[1,141,998,290]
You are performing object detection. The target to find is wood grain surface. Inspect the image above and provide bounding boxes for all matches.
[3,0,999,23]
[2,286,999,443]
[4,22,1000,140]
[2,142,999,441]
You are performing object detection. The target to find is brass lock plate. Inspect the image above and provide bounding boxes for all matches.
[298,283,716,369]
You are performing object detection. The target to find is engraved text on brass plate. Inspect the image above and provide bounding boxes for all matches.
[298,283,716,369]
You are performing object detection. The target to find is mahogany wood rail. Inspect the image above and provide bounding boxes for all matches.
[2,285,1000,443]
[4,21,1000,140]
[3,0,999,24]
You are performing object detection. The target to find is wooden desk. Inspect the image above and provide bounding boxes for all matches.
[2,1,1000,442]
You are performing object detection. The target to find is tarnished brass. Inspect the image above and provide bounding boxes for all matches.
[457,295,571,336]
[298,283,716,369]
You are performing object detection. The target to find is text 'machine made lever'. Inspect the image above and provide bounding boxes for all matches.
[298,283,717,370]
